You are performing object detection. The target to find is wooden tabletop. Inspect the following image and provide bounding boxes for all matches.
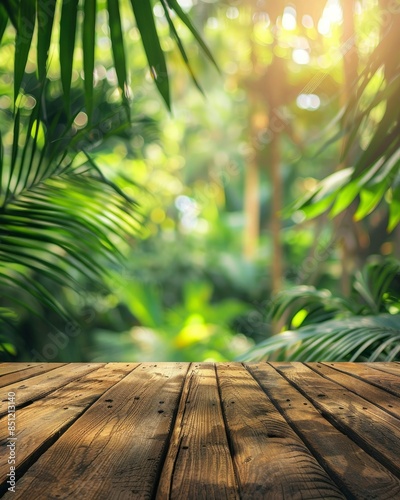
[0,362,400,499]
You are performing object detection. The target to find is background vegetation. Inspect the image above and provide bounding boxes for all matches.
[0,0,399,362]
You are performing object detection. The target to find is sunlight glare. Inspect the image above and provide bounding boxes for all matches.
[0,95,11,109]
[207,17,219,29]
[317,17,331,36]
[325,0,343,24]
[292,49,310,65]
[226,7,239,20]
[179,0,194,10]
[296,94,321,110]
[302,15,314,29]
[74,112,88,128]
[282,7,296,31]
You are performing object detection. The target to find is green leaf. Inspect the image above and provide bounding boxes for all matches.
[388,185,400,232]
[3,108,21,205]
[0,102,140,333]
[0,4,8,44]
[292,168,354,220]
[354,179,388,221]
[298,192,336,219]
[123,282,164,328]
[130,0,170,109]
[353,107,400,178]
[107,0,130,120]
[14,0,36,101]
[159,0,203,95]
[83,0,97,122]
[166,0,219,72]
[237,315,400,362]
[37,0,56,82]
[329,179,360,217]
[1,0,18,30]
[0,130,3,197]
[59,0,79,113]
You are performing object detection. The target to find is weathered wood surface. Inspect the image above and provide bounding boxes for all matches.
[0,362,400,499]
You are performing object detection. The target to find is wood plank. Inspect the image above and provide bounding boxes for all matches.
[0,363,65,389]
[156,363,239,499]
[309,363,400,420]
[273,362,400,477]
[322,362,400,397]
[0,363,137,496]
[217,363,345,499]
[5,363,188,499]
[0,363,41,377]
[365,362,400,378]
[0,363,104,417]
[246,362,400,499]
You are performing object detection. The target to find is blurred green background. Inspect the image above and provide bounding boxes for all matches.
[0,0,399,362]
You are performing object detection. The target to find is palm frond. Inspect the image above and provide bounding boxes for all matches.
[242,257,400,362]
[268,285,352,328]
[237,314,400,362]
[351,256,400,314]
[5,0,218,111]
[289,11,400,229]
[0,100,140,327]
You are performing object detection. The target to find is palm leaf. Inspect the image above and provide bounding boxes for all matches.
[268,285,351,328]
[82,0,96,122]
[59,0,79,113]
[292,11,400,229]
[0,4,8,44]
[106,0,130,119]
[37,0,56,82]
[237,314,400,362]
[0,100,140,332]
[130,0,170,109]
[159,0,203,95]
[165,0,219,73]
[352,256,400,312]
[14,0,36,101]
[2,0,217,113]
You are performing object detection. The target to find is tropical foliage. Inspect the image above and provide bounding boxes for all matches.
[290,3,400,229]
[239,257,400,361]
[0,0,215,358]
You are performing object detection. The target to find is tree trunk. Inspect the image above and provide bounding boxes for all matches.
[243,151,260,260]
[270,131,282,294]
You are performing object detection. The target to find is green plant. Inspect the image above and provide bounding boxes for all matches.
[0,0,217,111]
[0,98,139,355]
[0,0,217,359]
[238,256,400,361]
[90,279,253,362]
[290,7,400,230]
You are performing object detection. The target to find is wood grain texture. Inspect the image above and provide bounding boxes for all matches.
[217,363,345,499]
[0,363,136,495]
[1,362,400,499]
[273,362,400,477]
[0,363,103,417]
[309,362,400,419]
[247,362,400,500]
[156,363,239,499]
[0,364,40,376]
[365,362,400,377]
[5,363,188,499]
[323,362,400,397]
[0,364,65,389]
